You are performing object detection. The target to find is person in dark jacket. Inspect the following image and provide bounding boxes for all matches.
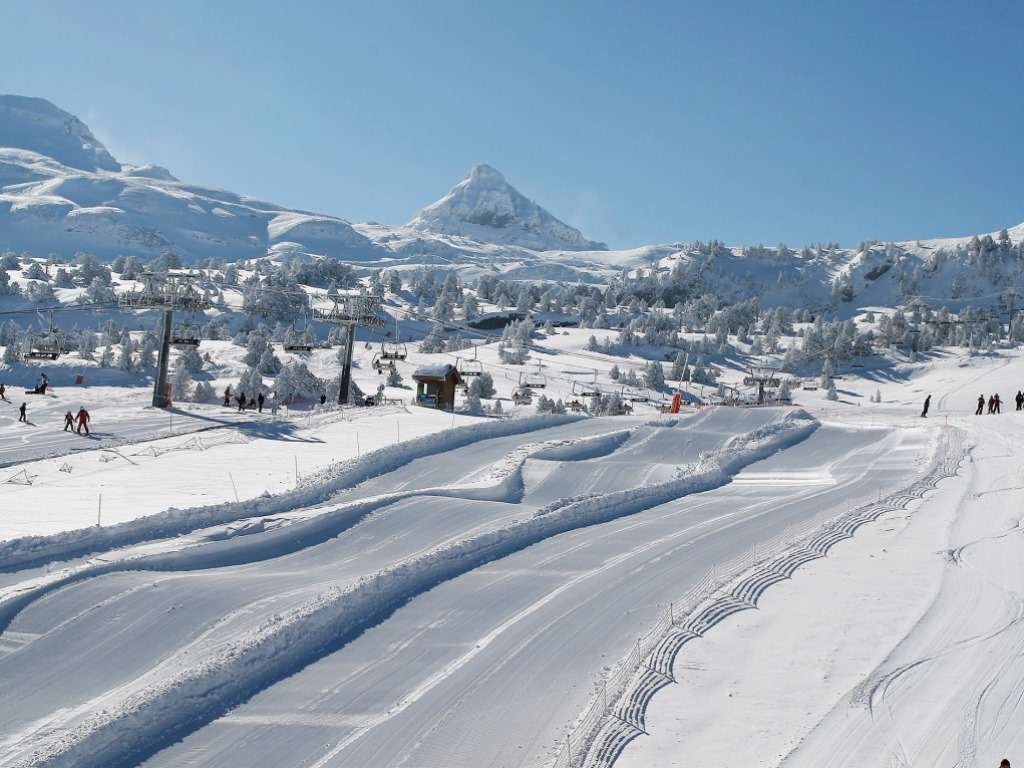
[921,394,930,418]
[977,394,985,415]
[18,402,27,422]
[63,410,74,431]
[1016,390,1023,411]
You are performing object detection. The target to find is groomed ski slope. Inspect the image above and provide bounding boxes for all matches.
[1,347,1022,768]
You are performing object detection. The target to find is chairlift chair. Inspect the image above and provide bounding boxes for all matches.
[512,386,533,405]
[24,316,64,360]
[456,355,483,378]
[380,340,407,361]
[572,380,601,398]
[372,353,397,374]
[24,333,63,360]
[170,321,201,348]
[283,318,315,352]
[622,387,649,403]
[520,364,546,389]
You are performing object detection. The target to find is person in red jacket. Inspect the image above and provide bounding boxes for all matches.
[76,406,90,435]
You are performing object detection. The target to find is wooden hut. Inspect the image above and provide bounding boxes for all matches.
[411,363,463,410]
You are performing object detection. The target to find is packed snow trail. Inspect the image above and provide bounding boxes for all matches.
[0,407,930,768]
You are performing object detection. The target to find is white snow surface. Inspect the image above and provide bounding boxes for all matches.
[2,333,1024,768]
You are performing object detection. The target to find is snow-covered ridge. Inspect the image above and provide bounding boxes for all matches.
[3,95,1024,307]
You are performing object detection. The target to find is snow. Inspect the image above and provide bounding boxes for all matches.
[4,93,1024,768]
[3,326,1024,768]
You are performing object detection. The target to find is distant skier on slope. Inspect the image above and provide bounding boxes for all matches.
[1016,390,1023,411]
[977,394,985,415]
[921,394,930,418]
[993,393,1002,414]
[18,402,27,423]
[63,411,74,432]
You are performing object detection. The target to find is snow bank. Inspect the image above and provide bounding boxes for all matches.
[0,414,585,570]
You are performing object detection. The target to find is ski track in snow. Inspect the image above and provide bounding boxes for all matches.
[0,407,827,767]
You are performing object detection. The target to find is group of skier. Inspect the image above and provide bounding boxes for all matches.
[222,385,276,414]
[62,407,91,434]
[1,374,92,433]
[976,393,1009,414]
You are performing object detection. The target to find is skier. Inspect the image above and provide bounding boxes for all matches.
[270,390,279,416]
[63,410,74,432]
[987,395,995,414]
[76,406,90,435]
[976,395,985,415]
[223,385,232,407]
[999,760,1010,768]
[0,382,6,401]
[993,393,1001,414]
[921,394,930,418]
[18,402,27,423]
[257,391,265,413]
[1016,390,1023,411]
[237,392,246,412]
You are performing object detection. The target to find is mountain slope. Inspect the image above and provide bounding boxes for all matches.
[408,164,607,252]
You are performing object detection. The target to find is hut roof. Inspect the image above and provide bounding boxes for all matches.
[412,363,460,382]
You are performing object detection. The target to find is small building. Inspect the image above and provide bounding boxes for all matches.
[411,363,463,410]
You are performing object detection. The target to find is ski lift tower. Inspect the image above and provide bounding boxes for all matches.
[743,365,780,405]
[313,293,385,404]
[118,272,210,408]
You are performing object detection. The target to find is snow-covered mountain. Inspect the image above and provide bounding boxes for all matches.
[2,95,1024,315]
[407,164,607,252]
[0,97,616,280]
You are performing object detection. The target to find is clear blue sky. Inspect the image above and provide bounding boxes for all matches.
[3,0,1023,250]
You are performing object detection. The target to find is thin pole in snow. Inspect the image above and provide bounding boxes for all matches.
[228,472,239,502]
[295,455,299,488]
[356,432,360,456]
[97,494,102,527]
